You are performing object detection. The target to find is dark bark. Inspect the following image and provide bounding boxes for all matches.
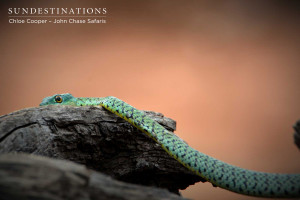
[293,120,300,150]
[0,105,204,198]
[0,153,186,200]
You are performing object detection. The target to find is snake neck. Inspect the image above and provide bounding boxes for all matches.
[75,97,104,106]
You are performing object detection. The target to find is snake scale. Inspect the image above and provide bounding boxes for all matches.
[40,93,300,198]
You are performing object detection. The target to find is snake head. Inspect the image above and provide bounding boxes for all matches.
[40,93,77,106]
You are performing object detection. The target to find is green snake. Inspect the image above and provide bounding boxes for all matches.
[40,93,300,198]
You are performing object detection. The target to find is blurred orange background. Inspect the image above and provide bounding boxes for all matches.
[0,1,299,199]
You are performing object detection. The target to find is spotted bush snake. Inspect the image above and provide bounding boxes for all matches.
[40,94,300,198]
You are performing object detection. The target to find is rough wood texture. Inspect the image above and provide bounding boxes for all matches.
[294,120,300,150]
[0,105,204,195]
[0,153,186,200]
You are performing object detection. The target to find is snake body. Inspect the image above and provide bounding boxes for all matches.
[40,93,300,198]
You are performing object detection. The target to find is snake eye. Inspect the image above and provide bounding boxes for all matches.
[55,95,63,103]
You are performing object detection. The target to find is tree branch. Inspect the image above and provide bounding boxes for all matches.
[0,105,204,197]
[0,153,187,200]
